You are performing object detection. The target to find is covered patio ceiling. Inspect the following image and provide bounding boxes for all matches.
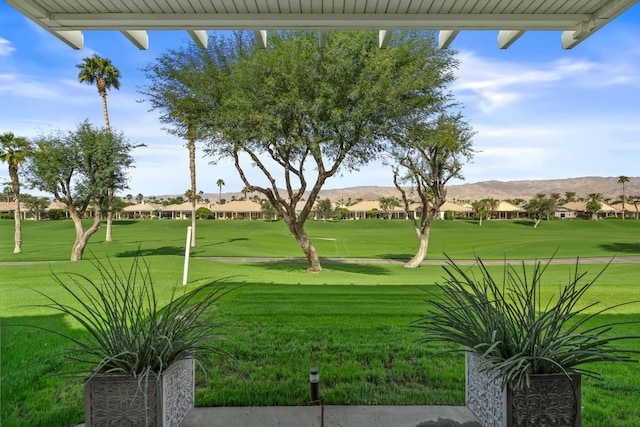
[6,0,639,50]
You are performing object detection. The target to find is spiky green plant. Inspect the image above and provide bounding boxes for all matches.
[33,256,232,378]
[414,256,640,389]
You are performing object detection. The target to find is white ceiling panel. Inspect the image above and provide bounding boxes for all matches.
[5,0,638,50]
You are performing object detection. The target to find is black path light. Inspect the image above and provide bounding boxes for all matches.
[309,367,320,403]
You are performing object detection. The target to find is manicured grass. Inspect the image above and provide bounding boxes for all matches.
[2,217,640,262]
[1,219,640,426]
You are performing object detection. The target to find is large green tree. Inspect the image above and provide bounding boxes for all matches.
[525,193,556,228]
[77,54,121,243]
[21,194,49,221]
[0,132,32,254]
[205,31,457,271]
[392,114,474,268]
[472,198,498,226]
[140,39,227,248]
[378,196,401,220]
[25,121,135,261]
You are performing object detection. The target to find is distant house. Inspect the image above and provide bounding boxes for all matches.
[346,200,408,220]
[0,201,30,219]
[119,202,162,219]
[436,201,474,219]
[210,200,264,220]
[561,201,618,219]
[554,206,578,219]
[610,202,639,219]
[161,202,210,220]
[344,200,472,220]
[493,201,524,219]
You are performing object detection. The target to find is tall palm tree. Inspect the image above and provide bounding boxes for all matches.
[0,132,31,254]
[617,176,630,220]
[77,54,121,243]
[216,179,225,203]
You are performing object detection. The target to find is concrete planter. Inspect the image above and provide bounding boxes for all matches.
[84,357,195,426]
[466,352,581,427]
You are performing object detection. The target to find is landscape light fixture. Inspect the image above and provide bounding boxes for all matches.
[309,367,320,403]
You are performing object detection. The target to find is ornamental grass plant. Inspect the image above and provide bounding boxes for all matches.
[32,255,231,379]
[414,255,640,389]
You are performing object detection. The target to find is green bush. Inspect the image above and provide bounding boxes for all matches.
[46,209,66,220]
[414,256,640,389]
[33,256,233,377]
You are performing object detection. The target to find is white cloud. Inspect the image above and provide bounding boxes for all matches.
[0,38,15,56]
[452,49,640,114]
[0,73,60,99]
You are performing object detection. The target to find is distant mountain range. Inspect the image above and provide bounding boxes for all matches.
[314,177,640,202]
[189,176,640,203]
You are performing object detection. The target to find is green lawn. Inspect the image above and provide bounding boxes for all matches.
[2,217,640,262]
[1,218,640,426]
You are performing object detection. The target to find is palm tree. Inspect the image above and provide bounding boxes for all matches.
[77,54,121,243]
[586,193,603,220]
[564,192,576,203]
[216,179,225,203]
[617,176,630,220]
[136,193,144,204]
[0,132,31,254]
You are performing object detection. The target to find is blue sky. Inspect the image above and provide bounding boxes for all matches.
[1,2,640,198]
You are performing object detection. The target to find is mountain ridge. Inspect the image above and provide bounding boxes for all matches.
[163,176,640,203]
[311,176,640,202]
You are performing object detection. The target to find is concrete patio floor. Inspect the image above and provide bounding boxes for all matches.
[180,405,482,427]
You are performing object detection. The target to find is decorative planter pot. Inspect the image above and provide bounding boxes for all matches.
[84,357,195,426]
[465,352,581,427]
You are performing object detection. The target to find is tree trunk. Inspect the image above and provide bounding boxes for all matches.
[13,196,22,254]
[533,218,541,228]
[405,225,430,268]
[287,220,321,272]
[105,187,113,243]
[101,89,114,243]
[479,217,483,226]
[70,206,102,261]
[188,137,197,248]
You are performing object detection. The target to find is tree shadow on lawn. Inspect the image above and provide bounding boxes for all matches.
[513,220,536,227]
[116,246,185,257]
[378,253,413,260]
[198,238,250,247]
[249,260,392,275]
[599,243,640,254]
[111,220,138,226]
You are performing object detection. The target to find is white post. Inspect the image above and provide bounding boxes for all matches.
[183,226,192,286]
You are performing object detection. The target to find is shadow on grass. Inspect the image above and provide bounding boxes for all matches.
[248,260,392,275]
[111,220,139,226]
[379,253,412,260]
[322,261,392,275]
[198,238,250,247]
[116,246,184,257]
[599,243,640,254]
[513,220,536,227]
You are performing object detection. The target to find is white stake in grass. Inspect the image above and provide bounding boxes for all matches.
[183,226,192,286]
